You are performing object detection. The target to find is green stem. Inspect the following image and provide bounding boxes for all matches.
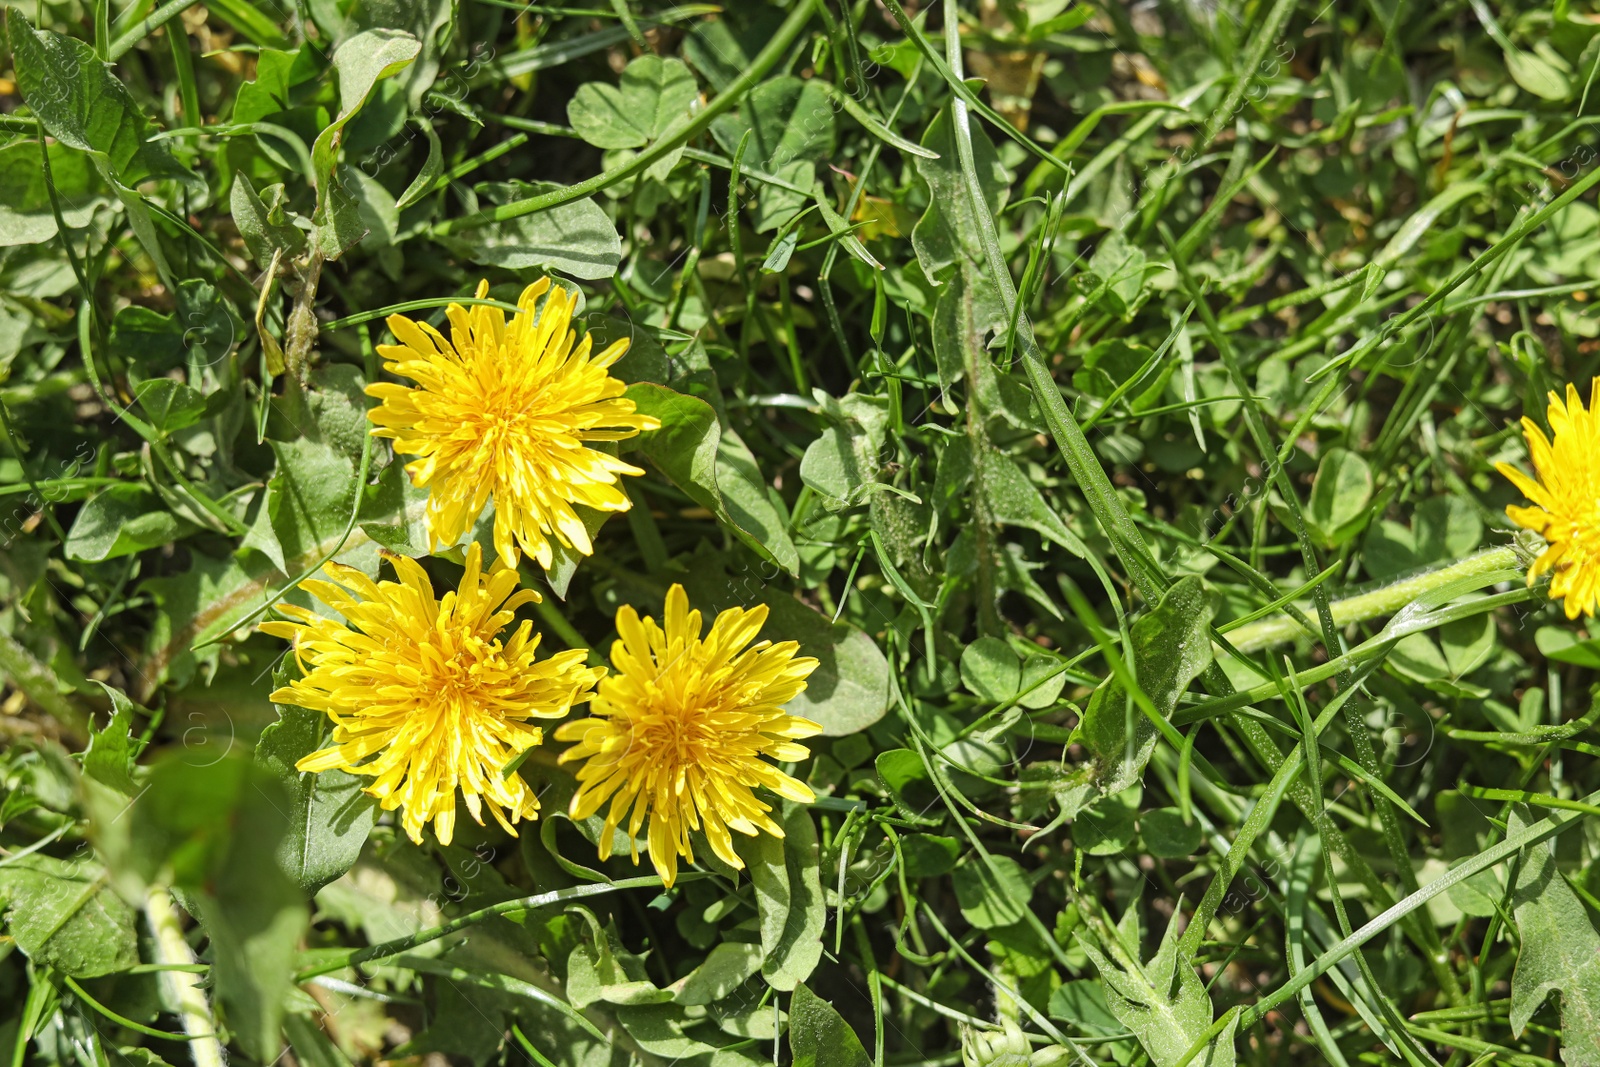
[145,887,226,1067]
[1224,546,1522,654]
[294,873,697,980]
[1238,784,1597,1029]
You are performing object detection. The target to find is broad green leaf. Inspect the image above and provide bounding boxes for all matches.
[1506,47,1572,101]
[911,105,1009,285]
[711,75,832,232]
[684,8,785,91]
[611,1003,747,1061]
[83,682,141,795]
[0,854,139,977]
[142,548,284,688]
[799,426,879,502]
[627,382,798,574]
[977,445,1088,555]
[1509,805,1600,1065]
[799,393,890,504]
[875,748,941,823]
[591,315,672,385]
[1060,577,1214,817]
[355,470,432,563]
[0,140,100,246]
[1085,230,1150,317]
[1079,911,1237,1067]
[1307,448,1373,547]
[108,304,185,372]
[735,802,824,991]
[1438,613,1495,677]
[175,278,241,369]
[6,12,194,281]
[625,383,723,497]
[789,982,872,1067]
[231,175,308,267]
[566,908,674,1007]
[759,589,888,736]
[569,55,698,149]
[230,46,320,127]
[276,362,372,458]
[1049,980,1123,1031]
[952,853,1031,929]
[311,29,421,189]
[1076,787,1139,856]
[64,485,196,562]
[395,119,444,209]
[336,164,396,249]
[671,942,764,1005]
[1387,631,1452,682]
[716,1003,784,1042]
[1018,652,1069,710]
[317,165,376,260]
[710,75,835,169]
[251,366,372,574]
[1536,626,1600,669]
[1075,339,1169,410]
[749,159,815,233]
[928,266,1007,404]
[257,435,360,573]
[256,660,379,895]
[718,428,800,577]
[1364,496,1481,579]
[1141,808,1202,859]
[444,181,622,279]
[960,636,1022,703]
[4,13,192,187]
[341,0,455,108]
[134,378,208,434]
[900,833,961,878]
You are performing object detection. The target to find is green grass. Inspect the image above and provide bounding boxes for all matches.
[3,0,1600,1065]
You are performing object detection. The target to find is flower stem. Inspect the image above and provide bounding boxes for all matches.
[144,887,227,1067]
[1225,545,1524,654]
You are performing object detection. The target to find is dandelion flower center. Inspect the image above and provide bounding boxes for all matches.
[261,544,604,845]
[554,585,822,887]
[367,277,660,571]
[1497,379,1600,619]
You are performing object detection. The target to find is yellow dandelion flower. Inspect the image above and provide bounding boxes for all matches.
[553,585,821,887]
[261,543,604,845]
[1497,380,1600,619]
[367,278,660,571]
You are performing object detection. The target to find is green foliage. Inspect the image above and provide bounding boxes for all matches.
[1060,577,1213,817]
[4,0,1600,1065]
[256,660,379,895]
[1509,806,1600,1064]
[568,54,698,150]
[735,802,825,991]
[0,853,139,977]
[790,982,872,1067]
[1078,910,1239,1067]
